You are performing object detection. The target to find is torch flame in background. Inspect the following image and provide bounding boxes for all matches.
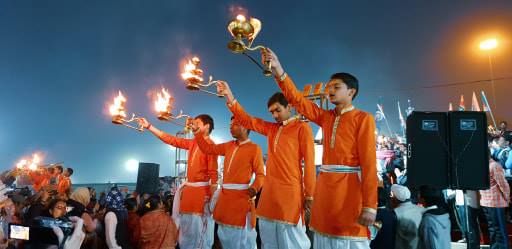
[109,91,127,117]
[29,154,41,170]
[181,57,203,82]
[16,159,27,169]
[236,14,246,22]
[15,153,44,171]
[155,88,172,113]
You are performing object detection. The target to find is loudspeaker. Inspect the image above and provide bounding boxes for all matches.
[406,111,490,190]
[136,163,160,194]
[406,112,450,188]
[448,111,489,190]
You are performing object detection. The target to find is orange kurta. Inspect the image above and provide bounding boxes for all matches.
[277,74,378,239]
[195,135,265,228]
[57,176,71,194]
[160,133,218,215]
[29,171,44,192]
[228,101,316,225]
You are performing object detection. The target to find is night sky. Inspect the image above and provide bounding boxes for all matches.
[1,1,511,183]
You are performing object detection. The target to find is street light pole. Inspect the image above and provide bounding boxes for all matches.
[487,54,497,113]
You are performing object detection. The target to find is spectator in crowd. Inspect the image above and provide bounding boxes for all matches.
[417,186,451,249]
[390,184,425,249]
[125,197,141,249]
[104,188,132,249]
[370,187,396,249]
[480,153,510,249]
[139,195,178,249]
[24,189,51,225]
[68,188,98,233]
[490,136,511,171]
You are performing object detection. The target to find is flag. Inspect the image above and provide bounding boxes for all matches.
[481,90,497,128]
[458,95,465,111]
[481,91,491,112]
[471,92,481,111]
[449,102,453,111]
[405,99,414,116]
[483,103,490,112]
[375,98,384,133]
[398,101,406,137]
[398,101,405,129]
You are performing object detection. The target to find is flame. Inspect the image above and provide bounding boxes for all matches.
[109,91,127,117]
[16,159,27,169]
[155,88,172,113]
[29,154,40,170]
[181,58,203,82]
[236,14,246,22]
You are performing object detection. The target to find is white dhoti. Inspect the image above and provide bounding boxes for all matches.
[173,181,214,249]
[313,233,370,249]
[217,213,257,249]
[258,216,310,249]
[178,213,214,249]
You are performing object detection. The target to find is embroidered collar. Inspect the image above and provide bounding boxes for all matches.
[337,105,355,116]
[281,115,299,126]
[236,139,251,145]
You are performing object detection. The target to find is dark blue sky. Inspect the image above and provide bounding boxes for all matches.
[1,1,511,183]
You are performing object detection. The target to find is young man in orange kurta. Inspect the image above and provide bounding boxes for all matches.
[262,49,378,249]
[194,116,265,249]
[57,168,73,195]
[217,83,316,249]
[138,115,218,249]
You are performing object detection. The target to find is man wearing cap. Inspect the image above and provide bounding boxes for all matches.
[390,184,425,249]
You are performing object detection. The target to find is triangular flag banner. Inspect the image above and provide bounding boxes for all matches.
[458,95,465,111]
[471,92,481,111]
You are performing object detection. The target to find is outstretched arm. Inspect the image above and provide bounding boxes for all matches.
[217,81,276,136]
[138,118,193,150]
[262,48,326,125]
[194,131,229,156]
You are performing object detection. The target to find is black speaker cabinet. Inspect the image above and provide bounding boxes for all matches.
[406,111,490,190]
[136,162,160,194]
[448,111,489,190]
[406,112,450,189]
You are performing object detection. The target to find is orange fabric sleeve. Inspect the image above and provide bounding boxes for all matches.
[207,153,219,185]
[299,123,316,198]
[357,114,378,213]
[250,146,265,192]
[228,101,275,137]
[195,134,228,156]
[277,75,327,125]
[159,132,194,150]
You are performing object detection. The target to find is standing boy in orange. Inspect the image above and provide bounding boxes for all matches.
[194,116,265,249]
[217,83,316,249]
[138,115,218,249]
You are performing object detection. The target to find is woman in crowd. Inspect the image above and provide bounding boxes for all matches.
[139,195,177,249]
[104,188,131,249]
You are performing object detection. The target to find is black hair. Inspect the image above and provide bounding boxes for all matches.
[141,195,162,214]
[419,186,445,208]
[330,72,359,100]
[195,114,214,134]
[500,121,507,125]
[48,198,67,211]
[66,168,74,176]
[267,92,289,108]
[54,165,63,173]
[230,116,251,135]
[124,198,138,212]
